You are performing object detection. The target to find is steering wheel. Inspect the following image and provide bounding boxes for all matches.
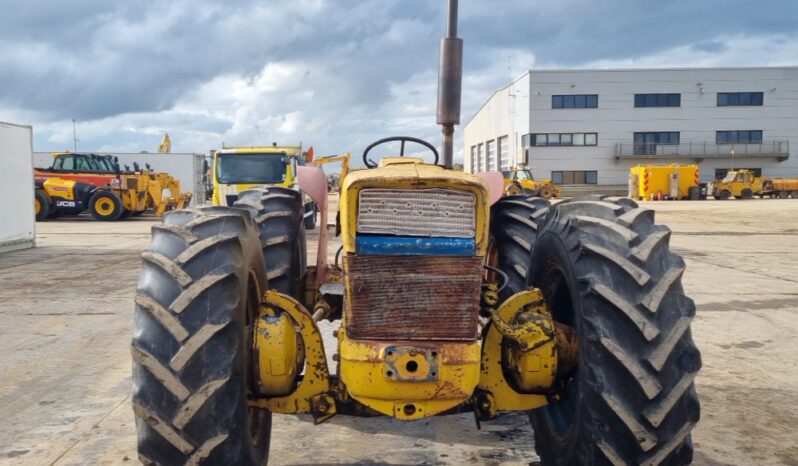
[362,136,440,168]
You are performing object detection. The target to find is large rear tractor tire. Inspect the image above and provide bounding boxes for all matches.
[739,189,753,200]
[132,206,271,466]
[491,195,551,301]
[491,196,701,466]
[35,191,50,221]
[235,187,307,297]
[90,190,124,221]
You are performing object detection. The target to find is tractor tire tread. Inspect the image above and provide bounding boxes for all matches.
[132,206,269,466]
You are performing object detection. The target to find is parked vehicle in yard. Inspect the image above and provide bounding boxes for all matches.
[211,144,317,228]
[707,169,764,199]
[761,177,798,199]
[131,3,700,465]
[34,152,191,220]
[501,166,559,198]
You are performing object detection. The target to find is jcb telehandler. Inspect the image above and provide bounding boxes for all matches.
[132,2,700,464]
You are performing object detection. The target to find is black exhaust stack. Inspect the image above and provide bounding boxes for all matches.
[436,0,463,169]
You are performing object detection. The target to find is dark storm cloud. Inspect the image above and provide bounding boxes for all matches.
[459,0,798,66]
[0,0,441,120]
[1,0,796,155]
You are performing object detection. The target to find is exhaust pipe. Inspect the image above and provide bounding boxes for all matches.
[436,0,463,169]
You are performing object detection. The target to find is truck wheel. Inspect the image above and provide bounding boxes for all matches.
[505,182,524,196]
[539,185,553,199]
[490,195,551,300]
[35,191,50,221]
[132,206,270,466]
[494,197,701,466]
[792,191,798,199]
[777,191,789,199]
[304,202,317,231]
[235,187,307,297]
[89,190,124,221]
[717,190,731,200]
[740,189,753,199]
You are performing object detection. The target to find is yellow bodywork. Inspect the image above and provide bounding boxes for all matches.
[338,329,481,420]
[212,146,302,206]
[246,158,572,423]
[41,178,77,201]
[711,169,764,198]
[339,157,490,255]
[478,288,557,416]
[630,164,699,200]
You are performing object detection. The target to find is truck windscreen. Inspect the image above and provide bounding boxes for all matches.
[217,153,287,184]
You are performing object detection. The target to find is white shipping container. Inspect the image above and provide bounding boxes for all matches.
[34,151,207,206]
[0,122,35,253]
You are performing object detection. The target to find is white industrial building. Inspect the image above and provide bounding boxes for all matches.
[464,67,798,185]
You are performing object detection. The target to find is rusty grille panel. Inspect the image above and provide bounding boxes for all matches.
[344,255,482,340]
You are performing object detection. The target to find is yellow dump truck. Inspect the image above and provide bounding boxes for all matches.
[212,144,317,228]
[761,178,798,199]
[629,164,700,200]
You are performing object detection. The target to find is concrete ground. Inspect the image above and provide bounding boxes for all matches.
[0,198,796,466]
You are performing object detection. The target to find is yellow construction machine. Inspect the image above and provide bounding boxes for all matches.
[211,144,317,228]
[131,3,700,465]
[502,166,560,198]
[707,169,764,199]
[312,153,351,192]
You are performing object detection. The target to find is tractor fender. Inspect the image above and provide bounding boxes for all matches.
[476,171,504,205]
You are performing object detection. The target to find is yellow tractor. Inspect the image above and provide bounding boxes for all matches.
[707,169,764,200]
[502,166,560,199]
[131,3,700,465]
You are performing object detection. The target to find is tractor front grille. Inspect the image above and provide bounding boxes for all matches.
[343,255,482,341]
[357,188,476,238]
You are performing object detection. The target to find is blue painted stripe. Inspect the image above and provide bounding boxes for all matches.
[356,235,475,255]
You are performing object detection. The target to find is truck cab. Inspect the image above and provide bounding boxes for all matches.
[212,145,317,227]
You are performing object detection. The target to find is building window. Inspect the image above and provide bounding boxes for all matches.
[477,143,483,172]
[634,93,680,107]
[486,140,497,171]
[551,170,598,185]
[715,168,762,179]
[470,146,477,173]
[552,94,598,109]
[633,132,680,155]
[498,136,510,171]
[716,130,763,144]
[521,134,532,147]
[717,92,763,106]
[531,133,598,147]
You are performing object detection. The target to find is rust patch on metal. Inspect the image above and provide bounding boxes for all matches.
[344,255,482,340]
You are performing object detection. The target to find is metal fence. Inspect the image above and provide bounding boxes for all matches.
[616,141,789,160]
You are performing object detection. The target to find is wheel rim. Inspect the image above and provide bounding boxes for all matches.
[537,262,581,438]
[35,198,41,214]
[95,197,114,215]
[245,273,271,460]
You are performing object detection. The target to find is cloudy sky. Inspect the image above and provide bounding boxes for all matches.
[1,0,797,163]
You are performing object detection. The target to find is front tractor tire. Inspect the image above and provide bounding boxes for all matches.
[491,196,701,466]
[132,206,271,466]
